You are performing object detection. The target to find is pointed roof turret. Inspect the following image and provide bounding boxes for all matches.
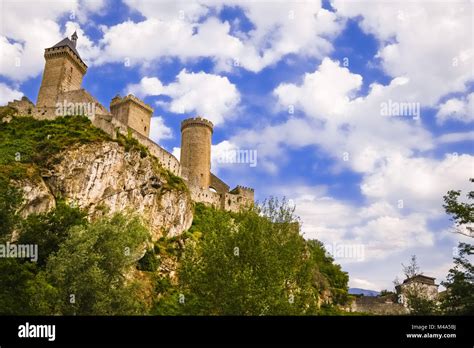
[71,31,78,47]
[46,33,86,70]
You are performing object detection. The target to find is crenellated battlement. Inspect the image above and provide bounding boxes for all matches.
[233,185,254,192]
[44,46,87,73]
[110,94,154,113]
[181,117,214,133]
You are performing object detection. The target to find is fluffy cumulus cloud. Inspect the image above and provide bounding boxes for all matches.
[0,83,23,104]
[274,58,362,118]
[237,58,434,175]
[95,0,343,72]
[127,70,240,125]
[436,93,474,124]
[332,0,473,106]
[149,116,172,144]
[437,131,474,144]
[288,189,435,263]
[0,0,106,81]
[360,153,473,214]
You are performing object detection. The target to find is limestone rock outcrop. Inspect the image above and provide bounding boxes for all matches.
[17,141,193,240]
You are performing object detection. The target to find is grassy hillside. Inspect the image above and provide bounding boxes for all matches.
[0,114,186,192]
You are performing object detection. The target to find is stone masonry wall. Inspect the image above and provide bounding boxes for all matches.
[180,118,212,188]
[37,48,86,107]
[110,95,153,138]
[210,173,230,193]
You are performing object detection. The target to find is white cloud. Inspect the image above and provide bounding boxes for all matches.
[436,93,474,124]
[237,58,433,175]
[332,0,474,106]
[210,140,238,174]
[289,189,435,263]
[124,0,210,22]
[149,116,172,144]
[437,131,474,144]
[0,83,23,104]
[172,146,181,161]
[0,0,106,81]
[96,0,344,72]
[361,153,473,215]
[274,58,362,119]
[126,69,240,125]
[127,77,164,98]
[79,0,108,18]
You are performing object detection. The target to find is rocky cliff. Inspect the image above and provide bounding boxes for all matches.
[0,113,194,242]
[18,141,193,241]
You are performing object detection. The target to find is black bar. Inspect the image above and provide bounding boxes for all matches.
[0,316,471,346]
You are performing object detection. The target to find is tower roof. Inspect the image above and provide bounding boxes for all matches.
[48,35,83,63]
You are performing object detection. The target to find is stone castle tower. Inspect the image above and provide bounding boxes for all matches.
[6,33,254,212]
[180,117,213,188]
[110,95,153,137]
[37,32,87,108]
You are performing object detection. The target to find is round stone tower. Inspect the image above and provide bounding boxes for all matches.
[180,117,213,188]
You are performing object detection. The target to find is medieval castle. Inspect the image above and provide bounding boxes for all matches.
[7,33,254,212]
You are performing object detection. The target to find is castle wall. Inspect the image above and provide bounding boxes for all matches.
[58,89,110,116]
[110,95,153,138]
[59,57,84,93]
[109,102,129,124]
[189,186,222,208]
[127,103,152,137]
[230,186,255,201]
[88,114,181,176]
[210,173,230,193]
[348,296,408,315]
[37,56,68,107]
[126,126,181,176]
[223,192,253,212]
[7,97,35,116]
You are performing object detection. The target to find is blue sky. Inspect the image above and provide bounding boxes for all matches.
[1,0,473,291]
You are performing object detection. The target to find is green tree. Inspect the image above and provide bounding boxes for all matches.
[0,259,38,314]
[39,213,150,315]
[441,179,474,314]
[155,199,347,315]
[17,201,87,266]
[305,239,349,306]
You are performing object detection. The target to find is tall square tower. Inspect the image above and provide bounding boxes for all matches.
[36,32,87,108]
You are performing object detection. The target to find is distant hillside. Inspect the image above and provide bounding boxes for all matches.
[349,288,380,297]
